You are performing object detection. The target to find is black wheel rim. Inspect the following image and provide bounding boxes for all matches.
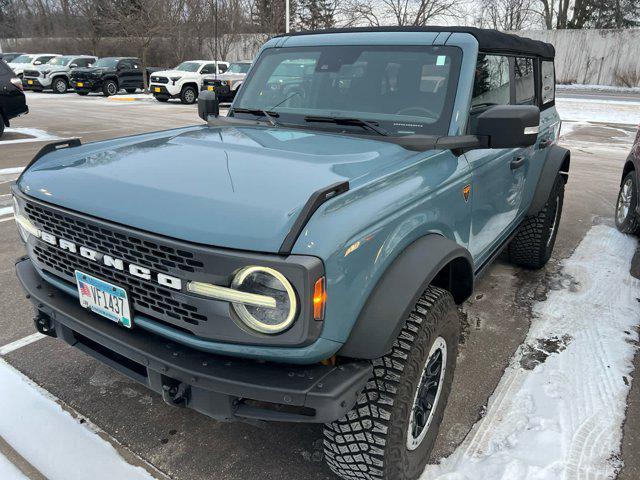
[107,83,117,95]
[407,336,447,450]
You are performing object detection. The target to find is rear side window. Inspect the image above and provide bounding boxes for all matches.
[118,60,132,69]
[472,54,510,107]
[514,57,535,105]
[541,60,555,105]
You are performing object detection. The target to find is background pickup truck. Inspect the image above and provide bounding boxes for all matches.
[70,57,161,96]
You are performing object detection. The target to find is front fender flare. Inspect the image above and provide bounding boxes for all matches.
[338,234,474,360]
[528,145,570,215]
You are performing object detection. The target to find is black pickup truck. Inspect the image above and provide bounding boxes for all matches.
[70,57,161,96]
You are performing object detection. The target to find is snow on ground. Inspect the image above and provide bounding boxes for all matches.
[0,359,158,480]
[0,127,63,145]
[556,97,640,125]
[557,84,640,94]
[0,453,28,480]
[422,225,640,480]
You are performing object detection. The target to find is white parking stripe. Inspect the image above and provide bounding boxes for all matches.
[0,207,13,217]
[0,217,15,223]
[0,333,46,356]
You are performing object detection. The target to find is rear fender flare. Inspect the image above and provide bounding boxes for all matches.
[338,234,474,360]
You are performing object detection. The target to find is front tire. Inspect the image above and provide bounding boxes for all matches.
[180,85,197,104]
[323,286,459,480]
[508,174,565,269]
[76,91,89,96]
[615,170,640,235]
[0,115,5,138]
[102,80,118,97]
[125,88,136,94]
[52,77,68,94]
[154,95,169,103]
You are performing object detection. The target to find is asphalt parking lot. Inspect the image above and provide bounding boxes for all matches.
[0,90,639,479]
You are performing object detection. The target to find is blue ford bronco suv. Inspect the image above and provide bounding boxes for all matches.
[14,27,568,479]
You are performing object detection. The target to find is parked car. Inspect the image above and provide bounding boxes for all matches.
[0,52,26,63]
[70,57,154,96]
[149,60,229,104]
[7,53,60,78]
[201,60,252,101]
[13,27,569,480]
[22,55,97,94]
[0,60,28,138]
[616,126,640,234]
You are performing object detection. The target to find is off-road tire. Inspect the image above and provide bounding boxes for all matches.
[615,170,640,235]
[0,115,5,138]
[508,174,565,269]
[102,80,118,97]
[323,286,459,480]
[180,86,198,105]
[125,88,136,94]
[52,77,68,94]
[76,91,89,96]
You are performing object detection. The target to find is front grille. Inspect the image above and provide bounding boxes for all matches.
[150,76,168,84]
[23,70,40,77]
[25,201,209,329]
[71,72,95,80]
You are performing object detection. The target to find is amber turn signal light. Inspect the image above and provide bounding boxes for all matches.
[313,276,326,321]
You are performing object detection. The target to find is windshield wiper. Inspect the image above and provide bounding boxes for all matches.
[304,116,388,136]
[232,107,280,127]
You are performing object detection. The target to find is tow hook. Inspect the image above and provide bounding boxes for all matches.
[33,311,56,337]
[161,377,191,407]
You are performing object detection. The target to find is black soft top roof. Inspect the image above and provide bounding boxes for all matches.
[278,26,555,59]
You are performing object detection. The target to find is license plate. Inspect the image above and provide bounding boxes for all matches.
[75,270,132,328]
[77,82,84,87]
[207,86,214,91]
[154,87,161,93]
[27,80,33,85]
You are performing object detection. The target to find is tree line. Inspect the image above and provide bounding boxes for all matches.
[0,0,637,68]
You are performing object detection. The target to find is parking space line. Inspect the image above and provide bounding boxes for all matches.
[0,217,13,223]
[0,333,46,356]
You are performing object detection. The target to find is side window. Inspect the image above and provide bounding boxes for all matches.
[118,60,132,70]
[74,58,90,68]
[217,63,228,74]
[541,60,555,105]
[201,64,216,75]
[35,56,55,65]
[514,57,535,105]
[132,62,140,70]
[472,54,510,107]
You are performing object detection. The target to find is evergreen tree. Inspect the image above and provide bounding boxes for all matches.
[297,0,336,31]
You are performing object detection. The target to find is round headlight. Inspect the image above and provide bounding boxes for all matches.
[231,266,297,334]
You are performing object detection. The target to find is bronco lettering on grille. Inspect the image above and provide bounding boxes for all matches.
[38,229,183,290]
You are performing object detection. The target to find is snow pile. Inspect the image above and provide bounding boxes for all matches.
[556,97,640,125]
[557,84,640,94]
[0,128,63,145]
[0,359,157,480]
[423,225,640,480]
[0,454,27,480]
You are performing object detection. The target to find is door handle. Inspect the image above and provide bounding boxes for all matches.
[510,156,526,170]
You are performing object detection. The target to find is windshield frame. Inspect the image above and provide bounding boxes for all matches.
[232,45,463,137]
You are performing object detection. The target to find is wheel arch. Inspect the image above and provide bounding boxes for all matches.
[338,234,474,360]
[622,160,635,185]
[527,145,570,215]
[181,82,199,92]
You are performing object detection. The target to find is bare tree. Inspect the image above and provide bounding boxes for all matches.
[339,0,460,27]
[477,0,538,30]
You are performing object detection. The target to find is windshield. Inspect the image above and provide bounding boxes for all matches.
[233,45,462,136]
[228,63,251,74]
[2,53,22,63]
[11,55,34,64]
[47,56,73,66]
[175,62,201,72]
[93,58,118,68]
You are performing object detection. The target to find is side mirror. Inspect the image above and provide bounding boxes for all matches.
[198,90,219,121]
[34,61,42,65]
[473,105,540,148]
[70,63,78,68]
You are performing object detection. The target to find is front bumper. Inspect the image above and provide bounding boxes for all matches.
[23,78,50,90]
[16,257,371,423]
[71,79,100,92]
[150,83,179,97]
[203,82,231,97]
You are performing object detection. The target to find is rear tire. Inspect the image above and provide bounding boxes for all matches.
[615,170,640,235]
[323,286,459,480]
[52,77,68,94]
[102,80,118,97]
[180,85,197,104]
[508,174,565,269]
[0,115,5,138]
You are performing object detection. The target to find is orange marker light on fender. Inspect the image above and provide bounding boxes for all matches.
[313,277,327,321]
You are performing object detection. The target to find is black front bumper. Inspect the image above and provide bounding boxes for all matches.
[23,78,45,90]
[71,79,100,92]
[16,258,371,423]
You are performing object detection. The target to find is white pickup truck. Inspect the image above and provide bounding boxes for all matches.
[149,60,229,104]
